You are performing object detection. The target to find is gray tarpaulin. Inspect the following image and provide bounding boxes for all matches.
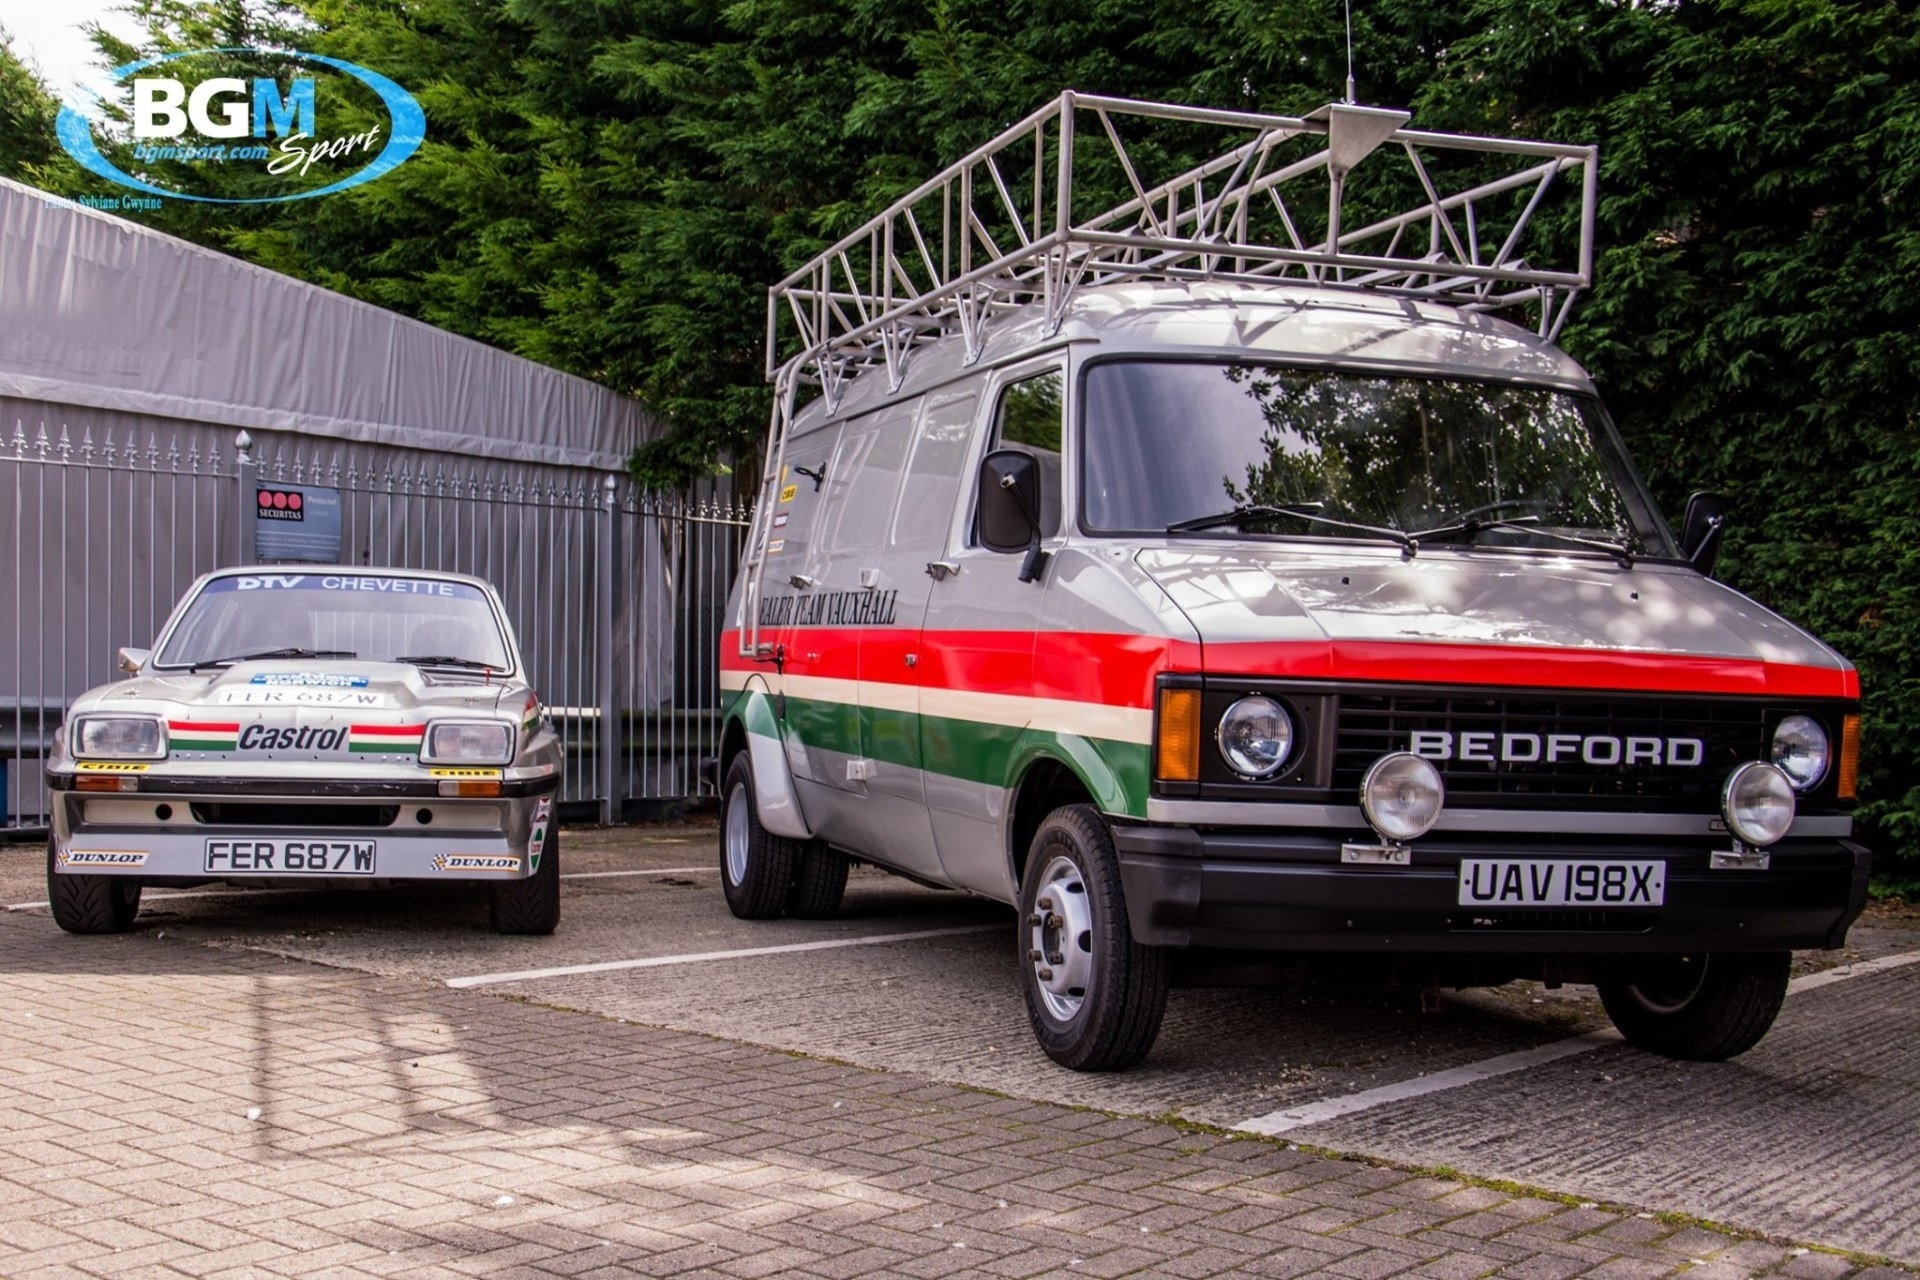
[0,177,659,469]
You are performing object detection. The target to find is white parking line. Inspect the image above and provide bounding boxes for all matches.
[4,866,715,912]
[1234,949,1920,1137]
[444,925,1002,989]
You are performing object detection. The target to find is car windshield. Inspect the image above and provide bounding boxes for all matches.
[1082,361,1675,557]
[155,573,512,670]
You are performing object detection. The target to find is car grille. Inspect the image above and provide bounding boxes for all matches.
[189,802,400,828]
[1333,692,1770,810]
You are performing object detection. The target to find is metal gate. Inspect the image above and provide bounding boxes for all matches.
[2,420,747,831]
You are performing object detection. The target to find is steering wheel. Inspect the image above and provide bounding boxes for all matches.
[1452,498,1550,524]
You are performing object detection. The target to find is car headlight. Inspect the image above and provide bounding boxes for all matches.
[1771,715,1829,791]
[1216,696,1294,779]
[1723,761,1796,847]
[1360,752,1445,842]
[423,721,515,764]
[73,715,166,759]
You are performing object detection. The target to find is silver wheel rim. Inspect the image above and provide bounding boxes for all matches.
[1027,853,1095,1022]
[1627,956,1708,1014]
[724,782,751,886]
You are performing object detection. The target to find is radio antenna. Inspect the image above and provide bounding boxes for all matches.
[1344,0,1357,103]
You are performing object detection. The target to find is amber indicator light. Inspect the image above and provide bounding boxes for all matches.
[1157,687,1202,782]
[1837,714,1861,800]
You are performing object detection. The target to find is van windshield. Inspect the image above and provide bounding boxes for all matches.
[1082,361,1675,558]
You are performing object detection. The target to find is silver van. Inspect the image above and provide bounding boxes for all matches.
[714,95,1868,1070]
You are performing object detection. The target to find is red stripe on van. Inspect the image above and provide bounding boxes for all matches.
[720,631,1857,701]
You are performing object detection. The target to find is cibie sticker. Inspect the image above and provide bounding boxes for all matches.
[431,854,521,873]
[77,761,150,773]
[58,849,148,867]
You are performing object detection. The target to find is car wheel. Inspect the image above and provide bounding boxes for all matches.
[1597,951,1791,1060]
[787,842,850,919]
[720,753,802,919]
[490,820,560,935]
[1018,804,1168,1071]
[46,835,141,934]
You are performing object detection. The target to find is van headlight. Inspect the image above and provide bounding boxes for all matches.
[1770,715,1829,790]
[1216,696,1294,779]
[422,721,515,764]
[73,715,166,760]
[1360,752,1445,842]
[1723,761,1795,846]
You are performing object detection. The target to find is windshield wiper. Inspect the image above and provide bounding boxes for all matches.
[394,654,499,671]
[191,647,356,672]
[1412,515,1638,568]
[1168,503,1417,556]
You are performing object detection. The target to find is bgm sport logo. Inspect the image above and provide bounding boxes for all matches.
[55,48,424,204]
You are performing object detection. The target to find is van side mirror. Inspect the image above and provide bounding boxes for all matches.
[1679,491,1730,576]
[976,449,1049,582]
[117,647,151,674]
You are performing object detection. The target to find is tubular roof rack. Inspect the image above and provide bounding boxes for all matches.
[738,93,1597,654]
[765,92,1597,401]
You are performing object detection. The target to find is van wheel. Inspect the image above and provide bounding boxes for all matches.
[490,823,560,935]
[720,753,801,919]
[1018,805,1168,1071]
[46,836,142,934]
[1597,952,1791,1060]
[787,843,849,919]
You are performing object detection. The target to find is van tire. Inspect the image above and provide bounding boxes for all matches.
[1018,805,1168,1071]
[1597,951,1790,1060]
[490,823,561,935]
[787,844,850,919]
[47,836,142,934]
[720,753,800,919]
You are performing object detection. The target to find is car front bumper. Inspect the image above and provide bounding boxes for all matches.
[1112,825,1871,954]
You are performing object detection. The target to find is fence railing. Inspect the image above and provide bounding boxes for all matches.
[2,421,748,832]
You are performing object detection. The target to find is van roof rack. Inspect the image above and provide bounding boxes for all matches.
[738,93,1596,654]
[766,92,1597,400]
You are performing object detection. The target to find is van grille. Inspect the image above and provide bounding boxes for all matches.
[1333,693,1769,810]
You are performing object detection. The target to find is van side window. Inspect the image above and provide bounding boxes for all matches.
[991,370,1064,537]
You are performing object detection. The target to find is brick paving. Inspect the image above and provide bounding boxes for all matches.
[0,920,1912,1280]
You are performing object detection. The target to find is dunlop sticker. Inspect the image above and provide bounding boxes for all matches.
[432,853,520,873]
[77,761,150,773]
[428,767,503,779]
[59,849,148,867]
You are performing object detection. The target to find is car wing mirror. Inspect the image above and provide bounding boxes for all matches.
[1679,491,1730,576]
[976,449,1050,582]
[117,647,151,675]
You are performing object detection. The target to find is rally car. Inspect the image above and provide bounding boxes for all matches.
[44,567,563,934]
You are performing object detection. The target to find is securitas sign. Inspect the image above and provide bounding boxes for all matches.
[55,48,425,204]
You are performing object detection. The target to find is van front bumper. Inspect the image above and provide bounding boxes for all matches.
[1111,826,1871,954]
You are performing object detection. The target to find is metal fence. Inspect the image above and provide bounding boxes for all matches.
[2,419,748,833]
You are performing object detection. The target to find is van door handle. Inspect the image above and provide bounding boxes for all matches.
[926,561,958,581]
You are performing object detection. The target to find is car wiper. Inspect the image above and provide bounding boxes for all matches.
[1168,503,1417,555]
[1413,515,1637,568]
[394,654,499,671]
[191,647,357,672]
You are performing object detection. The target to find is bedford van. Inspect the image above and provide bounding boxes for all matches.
[713,94,1868,1070]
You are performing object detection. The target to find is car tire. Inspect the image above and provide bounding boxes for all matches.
[490,820,561,935]
[787,843,850,919]
[720,753,802,919]
[1597,951,1791,1061]
[1018,804,1168,1071]
[46,836,142,934]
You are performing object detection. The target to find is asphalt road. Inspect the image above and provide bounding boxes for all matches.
[7,823,1917,1267]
